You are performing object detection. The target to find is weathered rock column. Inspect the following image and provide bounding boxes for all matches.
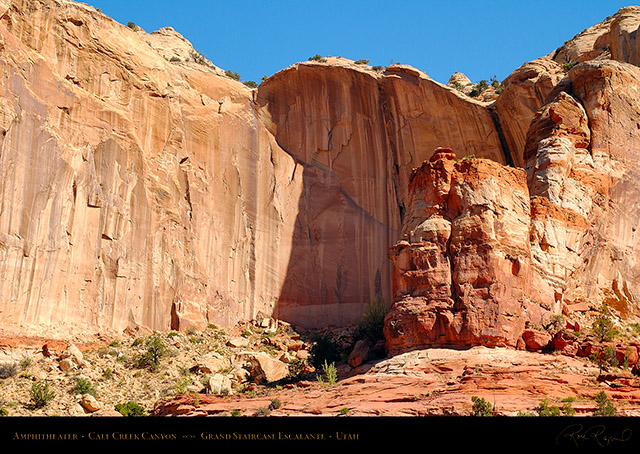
[384,148,557,355]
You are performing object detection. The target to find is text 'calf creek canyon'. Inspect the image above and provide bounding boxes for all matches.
[4,0,640,420]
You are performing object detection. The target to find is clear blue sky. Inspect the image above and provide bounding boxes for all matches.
[84,0,635,84]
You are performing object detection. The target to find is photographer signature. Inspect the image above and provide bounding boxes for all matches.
[557,424,632,447]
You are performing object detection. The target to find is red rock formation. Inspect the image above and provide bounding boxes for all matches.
[384,149,556,354]
[257,59,510,327]
[385,29,640,354]
[1,0,640,347]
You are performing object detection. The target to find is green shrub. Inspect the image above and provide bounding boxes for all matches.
[0,408,8,416]
[562,402,576,416]
[243,80,258,88]
[225,70,241,81]
[451,80,466,92]
[593,391,616,416]
[592,305,618,342]
[471,396,494,416]
[535,398,561,416]
[562,60,579,71]
[19,356,32,370]
[308,54,327,63]
[115,401,146,417]
[269,398,282,410]
[127,21,136,30]
[354,59,369,65]
[72,377,97,396]
[30,381,55,409]
[544,314,565,335]
[136,335,168,371]
[469,79,489,97]
[489,76,505,94]
[310,334,341,368]
[189,50,207,65]
[317,360,338,387]
[354,299,388,343]
[254,406,271,416]
[132,337,144,347]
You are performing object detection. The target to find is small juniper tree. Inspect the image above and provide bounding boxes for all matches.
[471,396,494,416]
[593,391,616,416]
[593,305,618,342]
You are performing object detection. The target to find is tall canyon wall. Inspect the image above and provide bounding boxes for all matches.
[1,0,640,346]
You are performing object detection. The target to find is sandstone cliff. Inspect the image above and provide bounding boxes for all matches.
[0,0,517,337]
[384,7,640,353]
[1,0,640,351]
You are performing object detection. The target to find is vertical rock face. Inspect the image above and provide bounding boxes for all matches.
[0,0,305,335]
[491,57,566,167]
[384,149,555,354]
[257,59,510,326]
[385,15,640,353]
[0,0,513,335]
[2,0,640,347]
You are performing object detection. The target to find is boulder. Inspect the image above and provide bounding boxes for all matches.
[241,352,289,383]
[80,394,101,413]
[205,374,233,395]
[348,340,371,367]
[521,329,552,351]
[196,352,231,374]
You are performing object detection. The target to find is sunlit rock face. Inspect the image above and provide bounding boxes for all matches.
[384,149,556,354]
[0,0,515,336]
[385,52,640,355]
[3,0,640,345]
[256,59,509,327]
[0,0,305,336]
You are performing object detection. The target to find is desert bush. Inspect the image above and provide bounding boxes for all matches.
[354,299,388,343]
[191,50,207,65]
[562,60,579,71]
[72,377,97,396]
[308,54,327,63]
[136,335,168,371]
[592,305,618,342]
[225,70,241,81]
[534,398,561,416]
[317,360,338,387]
[451,80,466,92]
[354,59,369,65]
[471,396,494,416]
[30,381,55,408]
[562,402,576,416]
[115,401,146,417]
[593,391,616,416]
[469,79,489,97]
[243,80,258,88]
[269,398,281,410]
[19,356,32,370]
[543,314,565,335]
[0,362,19,379]
[310,334,341,368]
[254,406,271,416]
